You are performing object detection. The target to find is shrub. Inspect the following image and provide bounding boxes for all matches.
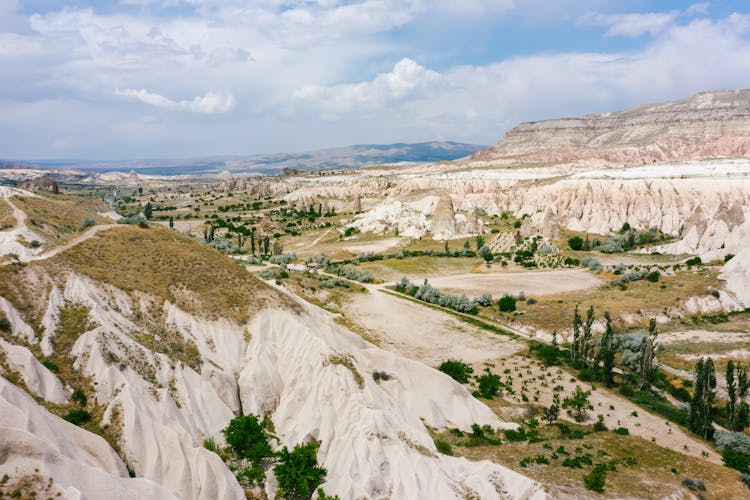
[203,437,218,453]
[268,252,297,266]
[722,449,750,473]
[613,427,629,436]
[222,414,273,463]
[477,370,502,399]
[71,389,87,406]
[372,370,391,382]
[41,359,59,373]
[0,317,10,332]
[434,438,453,455]
[63,409,92,426]
[681,476,706,491]
[29,240,41,248]
[715,430,750,455]
[593,415,607,432]
[274,443,327,500]
[438,360,474,383]
[685,256,702,266]
[583,464,607,493]
[80,217,96,230]
[645,271,660,282]
[739,473,750,489]
[498,294,517,312]
[504,428,527,442]
[568,236,583,251]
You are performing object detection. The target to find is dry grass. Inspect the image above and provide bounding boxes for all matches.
[324,353,364,389]
[0,197,15,230]
[485,268,721,333]
[436,427,748,499]
[53,225,299,323]
[13,194,111,242]
[356,256,482,282]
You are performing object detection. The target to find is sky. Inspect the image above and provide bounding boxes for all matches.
[1,0,749,160]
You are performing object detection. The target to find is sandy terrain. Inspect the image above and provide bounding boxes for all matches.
[343,237,405,254]
[344,286,524,366]
[490,355,720,464]
[425,269,604,297]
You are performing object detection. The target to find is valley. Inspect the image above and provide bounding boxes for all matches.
[2,90,750,499]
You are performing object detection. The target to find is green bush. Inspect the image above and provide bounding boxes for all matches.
[681,476,706,491]
[477,371,502,399]
[63,409,92,426]
[222,414,273,464]
[583,464,607,493]
[498,294,517,312]
[274,443,327,499]
[645,271,660,282]
[438,360,474,383]
[434,438,453,455]
[722,449,750,473]
[0,317,10,332]
[71,389,87,407]
[568,236,583,251]
[41,359,59,373]
[613,427,629,436]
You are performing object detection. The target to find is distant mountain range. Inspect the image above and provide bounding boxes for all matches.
[1,141,486,176]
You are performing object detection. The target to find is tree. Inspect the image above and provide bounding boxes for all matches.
[583,464,607,493]
[477,368,501,399]
[563,386,592,422]
[498,294,516,312]
[222,414,273,464]
[726,361,750,432]
[579,306,595,368]
[571,305,582,365]
[475,235,485,251]
[168,216,174,229]
[568,236,583,251]
[143,202,153,220]
[438,360,474,383]
[274,443,327,500]
[543,394,561,424]
[596,312,617,387]
[638,318,659,390]
[689,357,717,440]
[478,245,493,264]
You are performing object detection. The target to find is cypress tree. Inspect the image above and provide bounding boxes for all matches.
[689,357,716,440]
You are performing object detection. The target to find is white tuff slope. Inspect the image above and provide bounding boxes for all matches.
[0,270,544,499]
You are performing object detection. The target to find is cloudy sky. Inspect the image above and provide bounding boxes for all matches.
[1,0,749,159]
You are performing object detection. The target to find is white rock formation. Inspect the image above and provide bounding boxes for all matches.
[1,269,545,499]
[720,247,750,308]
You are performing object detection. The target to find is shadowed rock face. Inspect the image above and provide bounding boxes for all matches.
[470,89,750,166]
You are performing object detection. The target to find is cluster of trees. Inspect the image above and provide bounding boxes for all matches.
[687,357,750,473]
[395,278,491,314]
[219,414,333,499]
[568,223,667,253]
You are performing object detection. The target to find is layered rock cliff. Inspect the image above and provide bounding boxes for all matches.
[469,89,750,166]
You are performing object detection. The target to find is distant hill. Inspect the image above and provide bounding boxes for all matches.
[468,89,750,166]
[6,141,486,176]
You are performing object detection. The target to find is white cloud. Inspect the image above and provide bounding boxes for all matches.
[116,89,236,113]
[581,11,679,37]
[687,3,710,16]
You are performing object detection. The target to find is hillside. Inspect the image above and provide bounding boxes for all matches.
[468,89,750,166]
[0,188,543,499]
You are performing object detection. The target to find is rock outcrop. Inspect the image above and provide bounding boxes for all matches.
[469,89,750,166]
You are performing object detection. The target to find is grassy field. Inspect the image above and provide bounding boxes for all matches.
[434,426,748,498]
[0,198,15,230]
[13,194,111,242]
[482,267,722,333]
[52,225,299,323]
[356,256,482,281]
